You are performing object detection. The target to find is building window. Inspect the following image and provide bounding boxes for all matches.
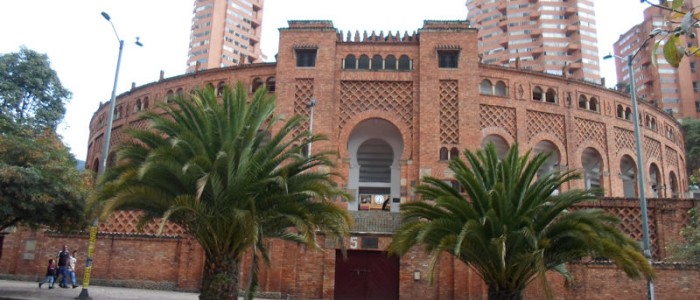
[438,50,459,68]
[692,62,697,73]
[344,54,357,69]
[494,81,508,96]
[266,77,276,93]
[480,79,493,95]
[694,81,700,92]
[589,97,599,112]
[439,147,449,161]
[398,55,411,70]
[545,88,557,103]
[371,55,383,71]
[295,49,317,67]
[385,55,397,70]
[358,55,370,69]
[450,147,459,160]
[252,77,264,92]
[532,86,543,101]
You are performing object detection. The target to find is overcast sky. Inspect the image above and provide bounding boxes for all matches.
[0,0,647,160]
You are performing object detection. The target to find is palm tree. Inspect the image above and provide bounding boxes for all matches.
[96,83,351,300]
[388,144,653,300]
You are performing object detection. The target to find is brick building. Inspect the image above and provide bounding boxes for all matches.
[186,0,265,73]
[2,20,699,299]
[466,0,601,84]
[613,2,700,119]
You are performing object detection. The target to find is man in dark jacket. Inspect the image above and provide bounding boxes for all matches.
[56,245,70,288]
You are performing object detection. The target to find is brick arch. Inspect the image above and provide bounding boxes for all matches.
[524,133,567,164]
[480,128,514,149]
[571,141,608,172]
[338,110,412,160]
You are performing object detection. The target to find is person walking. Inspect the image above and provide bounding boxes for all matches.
[56,245,70,288]
[68,250,78,288]
[38,258,56,289]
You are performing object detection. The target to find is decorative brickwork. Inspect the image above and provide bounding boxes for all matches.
[645,137,662,162]
[293,78,314,138]
[339,81,413,132]
[604,206,659,257]
[614,127,635,154]
[439,80,459,145]
[526,110,566,144]
[575,117,607,151]
[665,146,678,169]
[480,104,516,140]
[99,210,186,236]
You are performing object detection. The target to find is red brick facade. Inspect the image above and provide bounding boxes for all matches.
[2,20,699,299]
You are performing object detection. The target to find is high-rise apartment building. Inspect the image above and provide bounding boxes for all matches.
[186,0,264,73]
[466,0,601,83]
[614,5,700,119]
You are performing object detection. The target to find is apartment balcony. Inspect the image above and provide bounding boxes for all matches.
[530,28,542,37]
[497,2,506,14]
[251,0,262,10]
[499,36,509,47]
[567,24,580,34]
[568,62,583,69]
[567,43,581,53]
[529,11,541,19]
[499,18,508,30]
[565,6,577,16]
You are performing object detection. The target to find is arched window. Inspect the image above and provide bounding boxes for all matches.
[217,81,225,96]
[165,90,174,103]
[92,158,100,174]
[616,105,624,118]
[480,135,509,159]
[578,95,588,109]
[385,55,397,70]
[398,55,411,70]
[358,55,370,69]
[649,164,661,197]
[450,147,459,160]
[545,88,557,103]
[134,98,142,112]
[589,97,599,112]
[533,140,560,180]
[650,118,657,131]
[176,88,184,97]
[582,147,603,191]
[252,77,264,92]
[439,147,449,161]
[480,79,493,95]
[645,115,652,128]
[344,54,357,69]
[266,77,276,93]
[624,107,632,120]
[371,55,383,71]
[494,81,507,96]
[620,155,637,197]
[107,151,117,168]
[532,86,543,101]
[669,171,678,198]
[143,96,149,109]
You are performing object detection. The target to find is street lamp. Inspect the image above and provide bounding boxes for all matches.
[603,31,661,300]
[306,98,317,157]
[78,11,142,300]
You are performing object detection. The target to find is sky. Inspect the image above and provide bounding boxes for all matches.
[0,0,648,161]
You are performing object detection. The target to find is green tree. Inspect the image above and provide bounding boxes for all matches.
[666,208,700,262]
[97,83,351,300]
[388,144,653,300]
[0,121,91,232]
[0,47,71,131]
[645,1,700,67]
[682,118,700,185]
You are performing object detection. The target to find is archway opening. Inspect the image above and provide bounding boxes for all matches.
[581,147,603,191]
[620,155,637,198]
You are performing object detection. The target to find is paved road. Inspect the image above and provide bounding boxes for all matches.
[0,279,200,300]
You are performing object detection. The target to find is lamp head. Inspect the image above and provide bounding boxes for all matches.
[307,98,317,108]
[603,53,613,60]
[135,37,143,47]
[649,28,663,38]
[101,12,111,21]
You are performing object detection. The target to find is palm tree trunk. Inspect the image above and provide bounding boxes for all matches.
[200,252,240,300]
[488,286,523,300]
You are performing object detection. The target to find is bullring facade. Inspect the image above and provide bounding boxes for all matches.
[73,20,696,298]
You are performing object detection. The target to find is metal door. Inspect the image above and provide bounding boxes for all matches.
[334,250,399,300]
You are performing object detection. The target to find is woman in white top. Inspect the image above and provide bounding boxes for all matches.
[68,251,77,288]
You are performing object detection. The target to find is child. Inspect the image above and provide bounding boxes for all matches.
[38,258,56,289]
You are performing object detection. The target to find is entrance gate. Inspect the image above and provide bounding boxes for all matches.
[334,250,399,300]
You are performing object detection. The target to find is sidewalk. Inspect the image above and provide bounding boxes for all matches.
[0,279,199,300]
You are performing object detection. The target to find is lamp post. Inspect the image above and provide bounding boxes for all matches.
[603,32,660,300]
[306,98,317,157]
[78,11,141,299]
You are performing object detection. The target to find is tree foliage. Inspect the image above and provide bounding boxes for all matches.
[681,118,700,185]
[96,83,351,300]
[666,208,700,262]
[0,46,71,131]
[0,121,91,232]
[389,144,654,300]
[647,0,700,67]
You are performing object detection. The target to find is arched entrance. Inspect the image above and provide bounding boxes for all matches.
[581,147,603,191]
[347,118,403,212]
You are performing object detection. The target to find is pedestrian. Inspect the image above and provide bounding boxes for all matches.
[38,258,56,289]
[68,250,78,288]
[56,245,70,288]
